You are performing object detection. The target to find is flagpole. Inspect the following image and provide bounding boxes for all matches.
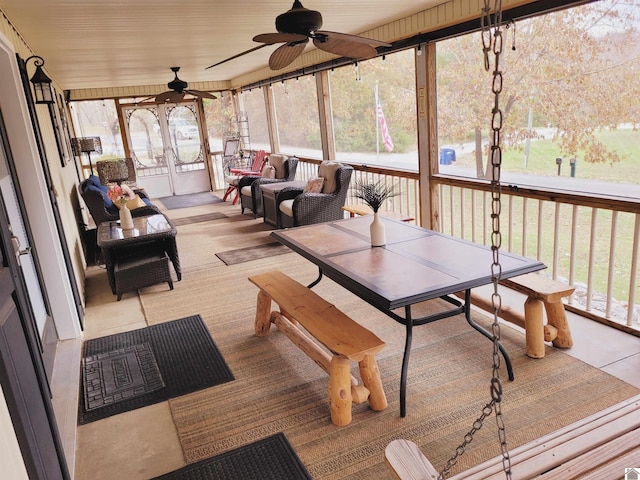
[375,81,380,161]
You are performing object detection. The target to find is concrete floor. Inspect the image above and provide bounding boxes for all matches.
[50,203,640,480]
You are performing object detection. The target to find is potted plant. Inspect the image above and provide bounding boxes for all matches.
[352,180,398,246]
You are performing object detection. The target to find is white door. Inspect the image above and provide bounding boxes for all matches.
[0,113,55,378]
[121,101,211,197]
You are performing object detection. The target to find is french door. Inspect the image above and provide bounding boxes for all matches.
[121,101,211,198]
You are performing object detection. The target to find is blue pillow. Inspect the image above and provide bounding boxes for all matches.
[86,184,114,208]
[87,174,108,193]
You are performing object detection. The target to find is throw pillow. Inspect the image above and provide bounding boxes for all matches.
[262,165,276,179]
[317,161,342,194]
[303,176,325,194]
[115,194,146,210]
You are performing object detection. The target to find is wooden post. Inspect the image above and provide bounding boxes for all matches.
[545,301,574,348]
[254,291,272,336]
[359,354,388,411]
[329,356,352,426]
[524,297,545,358]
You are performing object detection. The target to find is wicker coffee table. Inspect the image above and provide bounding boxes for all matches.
[97,214,181,296]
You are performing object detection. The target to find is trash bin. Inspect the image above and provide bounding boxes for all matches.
[439,148,456,165]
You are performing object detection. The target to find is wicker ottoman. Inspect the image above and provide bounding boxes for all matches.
[114,251,173,301]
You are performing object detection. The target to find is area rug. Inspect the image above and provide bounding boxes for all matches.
[216,241,292,265]
[135,253,640,479]
[158,192,223,210]
[78,315,234,424]
[172,212,228,226]
[151,433,311,480]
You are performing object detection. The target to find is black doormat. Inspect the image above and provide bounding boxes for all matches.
[82,342,165,411]
[79,315,234,425]
[158,192,223,210]
[151,433,312,480]
[172,212,228,226]
[216,242,292,265]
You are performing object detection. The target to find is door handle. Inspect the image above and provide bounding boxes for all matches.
[11,235,31,265]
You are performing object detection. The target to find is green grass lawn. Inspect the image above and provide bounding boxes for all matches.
[454,128,640,184]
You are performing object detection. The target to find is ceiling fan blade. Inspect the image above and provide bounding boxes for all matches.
[269,41,307,70]
[253,32,308,44]
[313,36,378,60]
[205,43,271,70]
[155,91,186,103]
[186,89,217,100]
[315,31,391,47]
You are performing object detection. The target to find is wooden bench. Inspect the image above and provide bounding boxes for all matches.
[385,393,640,480]
[248,270,387,426]
[459,273,575,358]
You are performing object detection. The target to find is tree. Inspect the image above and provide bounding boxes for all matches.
[437,0,640,178]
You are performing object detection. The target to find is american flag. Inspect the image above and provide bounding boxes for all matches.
[377,102,394,152]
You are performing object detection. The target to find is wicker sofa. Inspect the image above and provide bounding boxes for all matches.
[80,174,160,226]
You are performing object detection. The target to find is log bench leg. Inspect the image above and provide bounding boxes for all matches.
[254,290,272,336]
[544,300,574,348]
[359,354,388,411]
[524,297,545,359]
[329,356,353,426]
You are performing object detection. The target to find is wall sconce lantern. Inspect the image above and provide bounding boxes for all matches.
[26,55,54,104]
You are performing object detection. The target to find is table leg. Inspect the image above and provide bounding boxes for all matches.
[307,267,323,289]
[400,306,413,418]
[462,290,515,381]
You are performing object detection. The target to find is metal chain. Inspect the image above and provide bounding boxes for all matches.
[438,0,512,478]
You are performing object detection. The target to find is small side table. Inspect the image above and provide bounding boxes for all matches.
[261,181,306,228]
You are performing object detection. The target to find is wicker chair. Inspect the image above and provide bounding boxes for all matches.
[80,175,159,226]
[239,155,299,217]
[275,162,353,228]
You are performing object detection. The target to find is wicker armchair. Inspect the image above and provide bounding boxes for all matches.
[80,175,160,226]
[275,162,353,228]
[239,156,299,217]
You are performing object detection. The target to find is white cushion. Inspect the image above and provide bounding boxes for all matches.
[225,175,240,186]
[317,161,342,194]
[269,154,286,179]
[241,185,252,196]
[279,199,294,217]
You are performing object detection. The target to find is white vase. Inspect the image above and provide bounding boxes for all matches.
[119,204,134,229]
[370,211,386,247]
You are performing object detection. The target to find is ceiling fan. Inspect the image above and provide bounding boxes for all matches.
[149,67,217,103]
[206,1,391,71]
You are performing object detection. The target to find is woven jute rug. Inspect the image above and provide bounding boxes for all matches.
[137,207,640,479]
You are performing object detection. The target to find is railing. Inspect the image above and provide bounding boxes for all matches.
[435,175,639,333]
[209,152,639,333]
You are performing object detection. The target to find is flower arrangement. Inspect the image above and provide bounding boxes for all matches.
[352,179,398,213]
[107,184,135,206]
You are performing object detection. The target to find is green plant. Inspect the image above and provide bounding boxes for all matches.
[352,180,398,213]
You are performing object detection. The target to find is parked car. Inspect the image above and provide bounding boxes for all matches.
[154,119,199,140]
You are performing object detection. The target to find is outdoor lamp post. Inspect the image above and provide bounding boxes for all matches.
[26,55,54,104]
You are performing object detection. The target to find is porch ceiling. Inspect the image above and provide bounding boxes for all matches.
[0,0,442,91]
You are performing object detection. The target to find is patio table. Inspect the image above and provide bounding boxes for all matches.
[97,214,181,295]
[271,216,545,417]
